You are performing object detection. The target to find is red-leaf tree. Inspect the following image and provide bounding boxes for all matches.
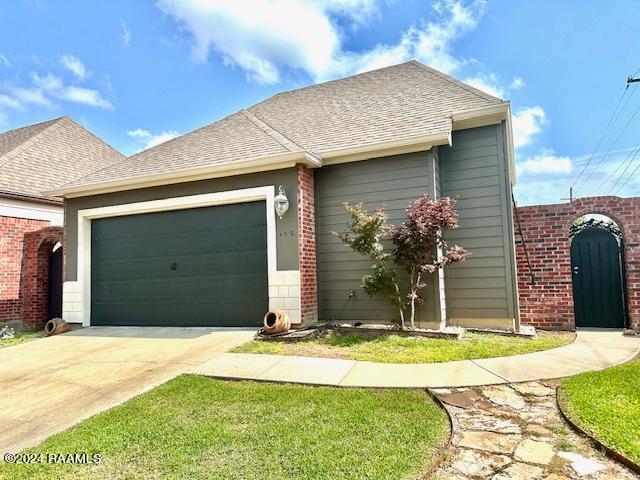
[389,194,468,329]
[335,194,467,330]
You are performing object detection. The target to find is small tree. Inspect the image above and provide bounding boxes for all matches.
[389,195,467,329]
[335,194,467,330]
[335,203,406,328]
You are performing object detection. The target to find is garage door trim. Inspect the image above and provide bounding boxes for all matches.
[74,186,278,326]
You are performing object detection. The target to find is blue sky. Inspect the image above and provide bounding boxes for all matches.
[0,0,638,205]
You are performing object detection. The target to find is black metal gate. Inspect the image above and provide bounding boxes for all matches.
[570,228,625,328]
[48,246,63,319]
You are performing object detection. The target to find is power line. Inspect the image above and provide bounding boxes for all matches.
[571,86,631,190]
[575,97,640,192]
[612,151,640,195]
[611,144,640,194]
[591,142,640,194]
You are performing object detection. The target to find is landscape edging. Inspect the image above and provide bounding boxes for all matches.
[556,387,640,474]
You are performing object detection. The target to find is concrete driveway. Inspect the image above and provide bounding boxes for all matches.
[0,327,255,453]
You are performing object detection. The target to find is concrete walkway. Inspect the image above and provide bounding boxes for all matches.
[0,327,254,453]
[192,329,640,388]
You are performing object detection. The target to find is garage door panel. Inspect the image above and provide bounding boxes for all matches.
[91,201,268,327]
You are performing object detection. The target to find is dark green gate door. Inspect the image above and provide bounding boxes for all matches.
[570,228,625,328]
[91,201,268,327]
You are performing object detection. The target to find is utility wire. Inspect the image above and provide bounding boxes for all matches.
[572,86,631,191]
[594,141,640,194]
[576,97,640,192]
[612,145,640,194]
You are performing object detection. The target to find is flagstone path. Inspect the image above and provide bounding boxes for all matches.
[431,381,638,480]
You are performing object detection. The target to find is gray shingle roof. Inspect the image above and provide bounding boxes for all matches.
[59,60,504,191]
[0,116,124,201]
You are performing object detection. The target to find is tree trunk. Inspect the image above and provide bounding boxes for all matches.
[393,281,405,330]
[409,272,421,330]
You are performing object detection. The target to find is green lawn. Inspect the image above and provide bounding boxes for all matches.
[558,358,640,464]
[0,376,449,480]
[234,330,575,363]
[0,329,45,348]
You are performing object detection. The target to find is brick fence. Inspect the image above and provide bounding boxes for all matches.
[514,196,640,330]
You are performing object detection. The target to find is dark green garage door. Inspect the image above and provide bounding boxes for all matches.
[91,201,268,327]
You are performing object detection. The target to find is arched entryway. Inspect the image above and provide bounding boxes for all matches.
[570,214,626,328]
[22,227,64,327]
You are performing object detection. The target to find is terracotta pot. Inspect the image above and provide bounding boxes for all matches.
[263,309,290,335]
[44,318,70,336]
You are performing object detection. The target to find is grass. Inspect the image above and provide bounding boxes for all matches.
[0,328,45,348]
[233,330,575,364]
[559,357,640,464]
[0,375,450,480]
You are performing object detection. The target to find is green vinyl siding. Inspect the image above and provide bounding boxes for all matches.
[439,123,517,323]
[315,152,439,326]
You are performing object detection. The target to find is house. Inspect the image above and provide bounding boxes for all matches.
[47,61,520,331]
[0,117,124,328]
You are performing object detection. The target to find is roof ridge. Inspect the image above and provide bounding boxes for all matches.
[58,116,125,159]
[253,60,418,106]
[409,60,503,103]
[241,109,304,153]
[0,117,66,167]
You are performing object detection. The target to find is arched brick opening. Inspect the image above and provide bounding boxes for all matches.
[21,226,64,328]
[514,196,640,330]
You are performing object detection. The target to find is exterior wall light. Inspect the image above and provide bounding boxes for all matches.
[274,185,290,219]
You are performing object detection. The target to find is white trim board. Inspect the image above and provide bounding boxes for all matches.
[69,186,300,326]
[0,197,63,225]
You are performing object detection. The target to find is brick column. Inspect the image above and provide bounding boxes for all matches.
[297,164,318,324]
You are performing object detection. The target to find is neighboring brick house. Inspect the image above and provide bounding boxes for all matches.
[49,61,522,331]
[0,117,124,328]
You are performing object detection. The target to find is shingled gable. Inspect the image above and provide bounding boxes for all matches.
[0,116,124,202]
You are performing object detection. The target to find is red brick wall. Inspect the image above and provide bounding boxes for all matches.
[0,216,63,327]
[0,216,49,324]
[514,196,640,330]
[297,164,318,324]
[22,227,64,327]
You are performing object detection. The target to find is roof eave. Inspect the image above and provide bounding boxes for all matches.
[319,131,451,166]
[45,150,315,199]
[0,190,63,206]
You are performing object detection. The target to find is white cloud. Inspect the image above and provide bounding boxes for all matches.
[512,106,546,148]
[0,54,11,67]
[510,76,525,90]
[127,128,180,150]
[0,71,113,122]
[60,54,87,81]
[463,72,505,99]
[121,22,131,47]
[59,86,113,109]
[31,72,64,91]
[0,94,22,110]
[157,0,485,84]
[463,73,526,100]
[517,149,573,175]
[30,72,112,109]
[9,86,53,107]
